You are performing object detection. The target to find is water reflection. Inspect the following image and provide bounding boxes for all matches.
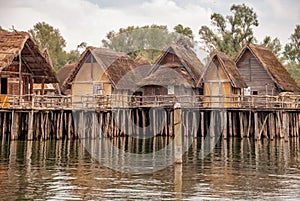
[0,137,299,200]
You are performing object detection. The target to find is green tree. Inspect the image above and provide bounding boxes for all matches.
[174,24,193,39]
[262,36,282,57]
[283,25,300,85]
[199,3,259,58]
[29,22,67,71]
[102,25,179,62]
[0,26,7,32]
[65,42,87,64]
[284,25,300,64]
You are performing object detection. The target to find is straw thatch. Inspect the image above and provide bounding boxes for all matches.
[0,31,58,83]
[143,43,204,87]
[200,52,247,88]
[236,43,300,92]
[57,63,75,88]
[62,47,137,91]
[134,56,150,67]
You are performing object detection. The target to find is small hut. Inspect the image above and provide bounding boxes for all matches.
[235,43,300,96]
[58,63,76,95]
[63,47,137,107]
[139,41,205,100]
[199,52,247,107]
[0,31,58,105]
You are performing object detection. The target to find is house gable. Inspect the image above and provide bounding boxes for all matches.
[236,48,278,95]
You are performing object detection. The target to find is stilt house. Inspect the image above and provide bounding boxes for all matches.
[199,52,247,107]
[62,47,137,107]
[236,43,300,96]
[139,41,205,100]
[0,31,58,106]
[58,63,76,95]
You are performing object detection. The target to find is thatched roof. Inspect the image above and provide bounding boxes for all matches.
[62,47,138,90]
[0,31,58,83]
[134,56,150,66]
[146,43,204,87]
[200,52,247,88]
[57,63,75,87]
[236,43,300,91]
[139,65,194,87]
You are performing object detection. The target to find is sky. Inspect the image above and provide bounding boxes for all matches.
[0,0,299,57]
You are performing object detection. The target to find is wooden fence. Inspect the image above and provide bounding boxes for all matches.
[0,94,300,110]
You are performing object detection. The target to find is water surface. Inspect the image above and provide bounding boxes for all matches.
[0,137,300,200]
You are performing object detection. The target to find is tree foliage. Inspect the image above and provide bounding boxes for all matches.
[28,22,81,71]
[102,25,179,62]
[29,22,67,71]
[283,25,300,85]
[262,36,282,57]
[174,24,193,39]
[284,25,300,64]
[199,4,259,58]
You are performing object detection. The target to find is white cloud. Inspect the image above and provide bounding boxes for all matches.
[0,0,299,53]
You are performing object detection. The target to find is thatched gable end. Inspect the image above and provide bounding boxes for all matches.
[236,43,300,92]
[0,31,58,83]
[148,43,205,87]
[202,52,247,88]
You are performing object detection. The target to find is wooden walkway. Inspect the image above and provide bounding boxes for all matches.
[1,94,300,110]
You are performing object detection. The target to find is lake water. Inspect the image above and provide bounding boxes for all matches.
[0,137,300,200]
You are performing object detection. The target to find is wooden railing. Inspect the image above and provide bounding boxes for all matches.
[1,94,300,110]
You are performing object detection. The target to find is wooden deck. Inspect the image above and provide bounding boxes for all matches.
[1,94,300,111]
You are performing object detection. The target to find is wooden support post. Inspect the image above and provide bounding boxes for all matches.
[228,112,233,137]
[200,112,204,137]
[2,113,7,141]
[246,112,252,138]
[222,111,227,139]
[254,112,260,140]
[174,103,182,164]
[59,111,63,139]
[239,112,245,138]
[192,110,198,138]
[67,112,72,139]
[232,113,237,137]
[209,111,215,138]
[174,163,182,200]
[153,109,156,137]
[283,112,289,141]
[11,111,20,140]
[258,114,269,139]
[269,113,275,140]
[169,110,174,137]
[27,110,34,140]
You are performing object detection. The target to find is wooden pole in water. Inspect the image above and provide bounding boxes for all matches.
[174,103,182,164]
[67,112,72,139]
[200,112,204,137]
[27,110,34,140]
[283,112,289,141]
[209,111,215,138]
[254,112,260,140]
[228,112,233,137]
[222,111,227,139]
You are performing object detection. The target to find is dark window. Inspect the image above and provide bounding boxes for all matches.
[252,91,258,95]
[1,78,7,94]
[85,54,96,63]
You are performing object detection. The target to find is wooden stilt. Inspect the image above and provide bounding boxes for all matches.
[27,110,34,140]
[283,112,289,141]
[254,112,260,140]
[200,112,204,137]
[222,111,227,139]
[239,112,245,138]
[228,112,233,137]
[209,111,215,138]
